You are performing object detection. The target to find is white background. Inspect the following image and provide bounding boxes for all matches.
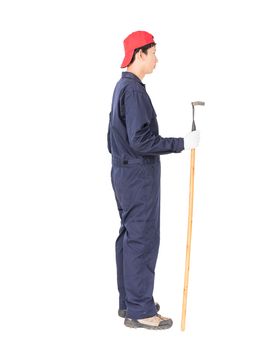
[1,0,257,349]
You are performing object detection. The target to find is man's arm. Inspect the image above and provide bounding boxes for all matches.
[125,91,184,155]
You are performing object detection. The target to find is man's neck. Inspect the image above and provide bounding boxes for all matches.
[127,66,145,81]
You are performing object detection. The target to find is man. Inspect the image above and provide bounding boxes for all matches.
[107,31,200,330]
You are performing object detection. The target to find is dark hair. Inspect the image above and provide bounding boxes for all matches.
[128,42,156,66]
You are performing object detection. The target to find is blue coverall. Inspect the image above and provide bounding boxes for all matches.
[108,72,184,319]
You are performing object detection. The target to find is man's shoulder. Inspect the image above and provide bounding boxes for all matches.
[113,79,144,99]
[119,78,146,95]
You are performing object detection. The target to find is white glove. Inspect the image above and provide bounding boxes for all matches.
[184,130,200,150]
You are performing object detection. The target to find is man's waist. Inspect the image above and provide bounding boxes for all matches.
[112,155,160,166]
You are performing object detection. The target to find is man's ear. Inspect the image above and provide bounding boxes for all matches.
[136,49,145,63]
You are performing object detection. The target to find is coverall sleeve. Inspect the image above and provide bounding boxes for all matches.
[107,112,112,153]
[125,91,184,155]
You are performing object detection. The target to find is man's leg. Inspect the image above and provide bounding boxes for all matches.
[115,224,126,310]
[123,163,161,320]
[112,166,127,311]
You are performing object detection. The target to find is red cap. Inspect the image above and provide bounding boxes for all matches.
[121,31,155,68]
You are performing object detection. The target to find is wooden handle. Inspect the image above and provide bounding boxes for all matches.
[181,148,196,331]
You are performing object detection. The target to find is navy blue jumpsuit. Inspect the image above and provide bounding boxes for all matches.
[108,72,184,319]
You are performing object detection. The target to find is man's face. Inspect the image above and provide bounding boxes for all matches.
[142,46,158,74]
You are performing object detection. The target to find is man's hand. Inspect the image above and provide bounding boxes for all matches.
[184,130,200,150]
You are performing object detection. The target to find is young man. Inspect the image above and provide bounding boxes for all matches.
[107,31,200,330]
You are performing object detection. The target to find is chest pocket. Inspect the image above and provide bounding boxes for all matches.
[118,90,126,125]
[150,115,159,135]
[146,95,159,134]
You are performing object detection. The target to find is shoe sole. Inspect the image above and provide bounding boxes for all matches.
[124,318,173,330]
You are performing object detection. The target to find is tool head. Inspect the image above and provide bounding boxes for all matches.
[192,101,205,107]
[191,101,205,131]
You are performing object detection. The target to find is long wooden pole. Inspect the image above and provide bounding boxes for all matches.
[181,148,196,331]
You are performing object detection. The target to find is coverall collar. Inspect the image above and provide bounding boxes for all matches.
[122,71,145,87]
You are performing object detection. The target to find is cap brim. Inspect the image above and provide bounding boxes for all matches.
[120,50,134,68]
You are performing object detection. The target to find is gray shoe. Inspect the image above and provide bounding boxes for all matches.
[118,303,160,318]
[124,314,173,330]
